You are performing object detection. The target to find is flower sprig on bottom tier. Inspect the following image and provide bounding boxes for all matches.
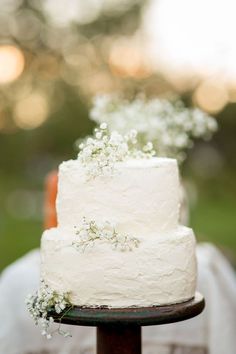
[72,217,140,252]
[26,280,72,339]
[77,123,155,179]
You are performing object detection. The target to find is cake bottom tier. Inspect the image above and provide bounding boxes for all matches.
[41,226,197,308]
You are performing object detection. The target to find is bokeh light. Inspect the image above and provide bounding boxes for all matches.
[43,0,139,26]
[109,36,151,78]
[44,0,102,26]
[13,92,49,129]
[193,79,228,114]
[0,45,24,84]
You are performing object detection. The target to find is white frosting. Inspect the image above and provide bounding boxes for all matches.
[41,226,197,307]
[41,157,197,307]
[56,157,180,237]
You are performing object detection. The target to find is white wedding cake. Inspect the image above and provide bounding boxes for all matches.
[41,136,197,308]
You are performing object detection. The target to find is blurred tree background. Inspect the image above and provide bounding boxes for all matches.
[0,0,236,271]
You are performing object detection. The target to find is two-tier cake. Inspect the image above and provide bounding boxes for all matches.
[41,150,197,307]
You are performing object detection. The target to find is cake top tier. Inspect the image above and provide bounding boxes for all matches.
[56,157,180,238]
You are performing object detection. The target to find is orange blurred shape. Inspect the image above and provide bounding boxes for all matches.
[44,171,58,229]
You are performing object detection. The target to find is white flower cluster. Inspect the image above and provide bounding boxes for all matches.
[26,280,72,339]
[73,217,140,252]
[90,95,218,162]
[77,122,155,178]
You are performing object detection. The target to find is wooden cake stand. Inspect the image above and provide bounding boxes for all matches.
[49,292,205,354]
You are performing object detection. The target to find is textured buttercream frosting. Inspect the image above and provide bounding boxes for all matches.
[56,157,180,237]
[41,226,196,307]
[41,157,197,307]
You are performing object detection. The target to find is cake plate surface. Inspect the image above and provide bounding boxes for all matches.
[48,292,205,354]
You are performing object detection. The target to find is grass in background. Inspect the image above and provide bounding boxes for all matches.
[191,194,236,265]
[0,173,42,271]
[0,216,41,271]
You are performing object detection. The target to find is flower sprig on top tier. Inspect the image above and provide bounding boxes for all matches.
[26,280,72,339]
[90,95,218,163]
[77,123,155,179]
[73,217,140,252]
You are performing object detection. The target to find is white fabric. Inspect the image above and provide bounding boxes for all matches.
[0,243,235,354]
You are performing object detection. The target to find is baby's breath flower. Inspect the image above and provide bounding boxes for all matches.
[73,217,140,252]
[77,123,155,179]
[100,122,107,130]
[90,94,218,163]
[143,142,153,152]
[26,280,72,339]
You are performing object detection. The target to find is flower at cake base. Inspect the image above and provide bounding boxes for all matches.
[77,123,155,179]
[73,217,140,252]
[26,280,72,339]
